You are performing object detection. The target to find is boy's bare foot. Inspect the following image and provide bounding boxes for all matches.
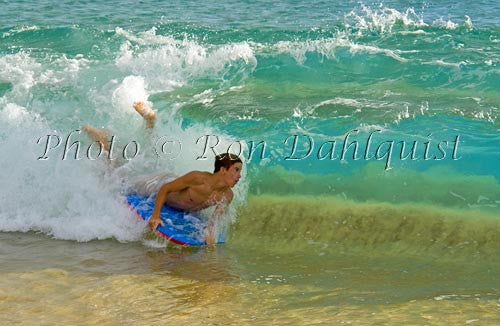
[81,125,111,152]
[133,101,156,129]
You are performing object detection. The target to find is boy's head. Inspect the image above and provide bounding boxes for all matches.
[214,153,242,172]
[214,153,243,187]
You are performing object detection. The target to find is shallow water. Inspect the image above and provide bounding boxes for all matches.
[1,0,499,324]
[1,231,499,325]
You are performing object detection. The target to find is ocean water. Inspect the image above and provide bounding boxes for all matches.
[1,0,499,324]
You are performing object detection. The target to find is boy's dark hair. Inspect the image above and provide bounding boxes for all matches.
[214,153,242,173]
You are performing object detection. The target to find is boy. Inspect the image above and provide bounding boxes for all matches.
[149,153,242,244]
[83,102,242,244]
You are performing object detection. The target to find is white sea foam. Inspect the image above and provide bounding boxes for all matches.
[312,97,394,111]
[229,85,245,91]
[0,103,36,124]
[349,43,407,62]
[356,123,387,133]
[395,104,412,122]
[398,30,428,35]
[432,18,459,30]
[259,6,479,64]
[0,102,248,242]
[473,110,495,123]
[2,25,39,38]
[0,52,41,94]
[0,52,90,101]
[0,104,145,241]
[422,59,465,68]
[111,75,150,114]
[271,36,407,64]
[192,89,215,106]
[114,27,257,93]
[431,16,474,30]
[464,16,474,29]
[344,5,427,34]
[315,98,362,108]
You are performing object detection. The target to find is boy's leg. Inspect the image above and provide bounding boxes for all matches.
[133,101,156,129]
[81,125,112,152]
[82,102,155,157]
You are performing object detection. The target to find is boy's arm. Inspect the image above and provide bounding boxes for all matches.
[205,190,233,244]
[148,171,200,230]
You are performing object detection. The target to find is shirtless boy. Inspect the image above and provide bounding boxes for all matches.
[83,102,242,244]
[149,153,241,244]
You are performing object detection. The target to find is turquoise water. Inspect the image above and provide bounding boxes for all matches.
[1,1,499,324]
[1,1,498,209]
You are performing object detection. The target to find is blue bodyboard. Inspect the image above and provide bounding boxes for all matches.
[126,194,222,246]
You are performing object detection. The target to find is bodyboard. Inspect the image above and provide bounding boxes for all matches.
[126,194,222,246]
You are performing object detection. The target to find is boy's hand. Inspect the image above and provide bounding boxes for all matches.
[205,228,215,245]
[148,216,164,230]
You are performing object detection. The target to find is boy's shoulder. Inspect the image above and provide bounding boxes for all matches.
[183,170,212,184]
